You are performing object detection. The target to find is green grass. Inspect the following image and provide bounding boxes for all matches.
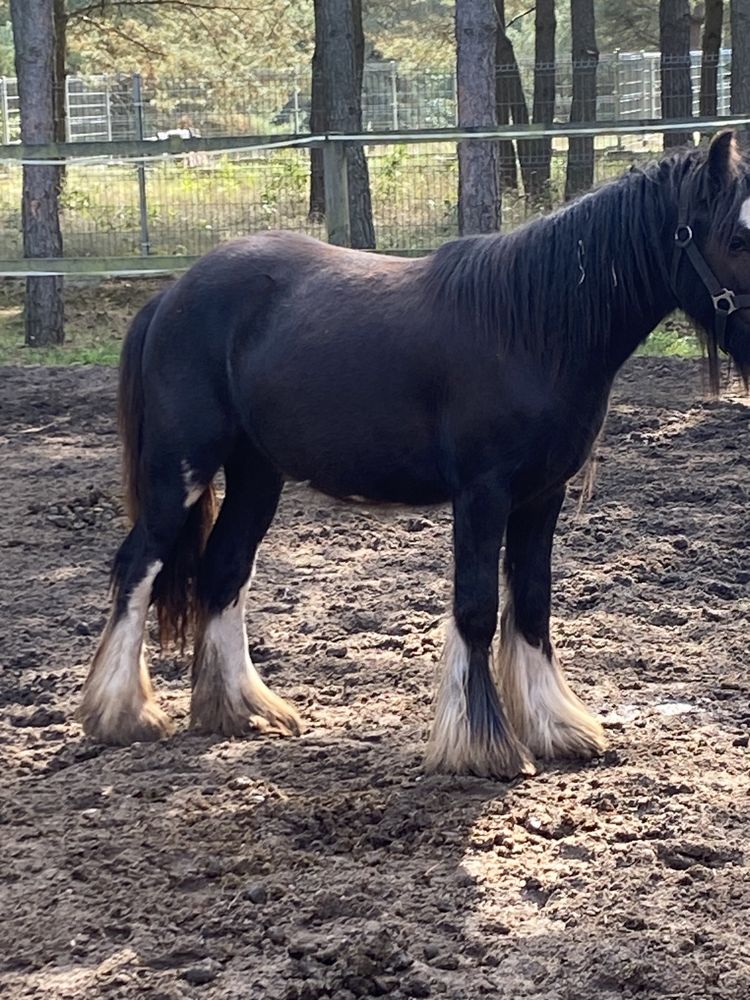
[0,305,122,365]
[637,320,702,358]
[0,280,154,366]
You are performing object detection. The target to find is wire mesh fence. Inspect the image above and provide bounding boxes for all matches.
[0,130,698,262]
[0,51,736,146]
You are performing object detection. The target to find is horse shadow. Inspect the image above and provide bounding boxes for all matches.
[7,716,634,1000]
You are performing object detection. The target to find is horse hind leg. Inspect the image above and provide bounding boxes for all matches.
[191,444,301,738]
[78,489,187,744]
[497,490,605,761]
[78,444,219,744]
[425,482,534,779]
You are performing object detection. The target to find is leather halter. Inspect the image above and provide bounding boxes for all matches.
[670,187,750,353]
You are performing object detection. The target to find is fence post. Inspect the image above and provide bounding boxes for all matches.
[105,75,113,141]
[0,79,8,146]
[64,74,71,141]
[390,61,399,130]
[292,67,301,133]
[649,54,659,119]
[132,73,151,257]
[322,138,350,246]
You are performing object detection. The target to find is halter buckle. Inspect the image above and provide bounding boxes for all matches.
[674,224,693,248]
[712,288,738,315]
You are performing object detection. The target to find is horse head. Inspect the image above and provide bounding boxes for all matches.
[672,130,750,380]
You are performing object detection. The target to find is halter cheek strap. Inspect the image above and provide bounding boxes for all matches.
[671,189,750,353]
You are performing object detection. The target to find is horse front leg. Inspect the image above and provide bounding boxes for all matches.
[497,488,605,761]
[425,479,534,779]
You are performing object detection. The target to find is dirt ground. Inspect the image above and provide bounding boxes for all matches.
[1,358,749,1000]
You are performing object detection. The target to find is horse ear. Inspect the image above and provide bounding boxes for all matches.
[706,130,741,190]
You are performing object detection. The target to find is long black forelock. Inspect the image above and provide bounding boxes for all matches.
[424,143,750,371]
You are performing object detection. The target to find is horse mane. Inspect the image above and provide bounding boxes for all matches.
[424,145,750,369]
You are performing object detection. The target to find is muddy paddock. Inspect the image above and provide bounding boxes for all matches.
[1,358,749,999]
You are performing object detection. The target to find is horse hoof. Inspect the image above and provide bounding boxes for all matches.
[532,718,606,762]
[424,732,536,781]
[78,699,174,745]
[191,688,302,739]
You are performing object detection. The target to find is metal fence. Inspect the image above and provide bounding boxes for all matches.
[0,50,736,146]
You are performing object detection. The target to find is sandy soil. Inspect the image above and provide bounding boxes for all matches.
[0,358,748,1000]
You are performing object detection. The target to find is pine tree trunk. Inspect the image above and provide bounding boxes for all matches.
[10,0,64,347]
[310,0,374,247]
[565,0,599,201]
[730,0,750,143]
[53,0,66,143]
[495,0,518,192]
[347,0,375,249]
[699,0,723,118]
[457,0,499,235]
[660,0,694,148]
[309,0,326,220]
[529,0,556,203]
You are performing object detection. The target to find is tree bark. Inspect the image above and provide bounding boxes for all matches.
[347,0,375,249]
[457,0,499,235]
[660,0,694,148]
[309,0,375,248]
[730,0,750,143]
[53,0,66,144]
[700,0,723,117]
[309,1,325,220]
[10,0,64,347]
[565,0,599,200]
[530,0,556,203]
[495,0,518,192]
[494,0,543,200]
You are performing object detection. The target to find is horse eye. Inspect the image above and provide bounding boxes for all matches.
[729,236,748,253]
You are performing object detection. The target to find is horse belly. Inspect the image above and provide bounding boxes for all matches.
[242,378,450,506]
[280,419,448,505]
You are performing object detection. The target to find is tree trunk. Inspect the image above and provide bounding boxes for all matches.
[565,0,599,200]
[309,0,325,220]
[347,0,375,249]
[730,0,750,143]
[495,0,518,192]
[660,0,694,148]
[700,0,723,118]
[310,0,374,248]
[10,0,64,347]
[494,0,541,199]
[53,0,66,143]
[457,0,499,235]
[530,0,556,203]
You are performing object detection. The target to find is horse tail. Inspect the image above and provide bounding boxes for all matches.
[152,489,217,651]
[118,289,166,523]
[118,286,217,650]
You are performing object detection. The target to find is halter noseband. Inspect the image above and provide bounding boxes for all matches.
[670,188,750,353]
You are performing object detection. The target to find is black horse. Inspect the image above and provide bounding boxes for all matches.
[79,131,750,779]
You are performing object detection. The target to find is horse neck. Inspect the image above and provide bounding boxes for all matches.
[603,269,677,376]
[568,173,679,377]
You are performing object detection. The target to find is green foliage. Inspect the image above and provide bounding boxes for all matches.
[66,0,315,78]
[637,323,701,358]
[0,19,14,75]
